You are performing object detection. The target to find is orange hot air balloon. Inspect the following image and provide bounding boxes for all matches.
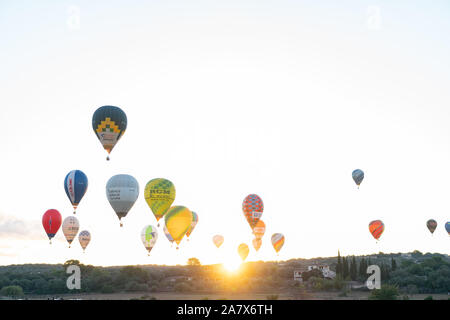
[252,238,262,251]
[369,220,385,241]
[252,220,266,240]
[238,243,249,261]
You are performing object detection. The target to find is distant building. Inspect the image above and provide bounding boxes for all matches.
[294,265,336,282]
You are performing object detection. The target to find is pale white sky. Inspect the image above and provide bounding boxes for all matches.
[0,1,449,267]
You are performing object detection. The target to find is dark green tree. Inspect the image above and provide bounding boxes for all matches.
[350,256,357,280]
[391,258,397,271]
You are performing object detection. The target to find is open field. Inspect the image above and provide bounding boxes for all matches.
[25,291,450,300]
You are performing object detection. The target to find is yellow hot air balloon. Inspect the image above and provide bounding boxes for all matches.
[144,178,176,227]
[238,243,249,261]
[213,235,224,248]
[164,206,192,249]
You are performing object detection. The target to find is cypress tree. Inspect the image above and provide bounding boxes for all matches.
[336,251,342,276]
[391,257,397,271]
[350,256,357,280]
[343,257,349,279]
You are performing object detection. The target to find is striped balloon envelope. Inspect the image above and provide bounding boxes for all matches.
[186,211,198,239]
[369,220,385,241]
[242,194,264,230]
[271,233,285,254]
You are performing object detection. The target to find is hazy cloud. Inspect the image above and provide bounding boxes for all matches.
[0,214,42,240]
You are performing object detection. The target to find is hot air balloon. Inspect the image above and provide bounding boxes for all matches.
[271,233,285,254]
[144,178,175,227]
[79,230,91,252]
[426,219,437,235]
[252,238,262,251]
[242,194,264,230]
[42,209,62,244]
[163,224,175,246]
[106,174,139,227]
[64,170,88,214]
[92,105,127,161]
[164,206,193,249]
[252,220,266,240]
[445,222,450,235]
[369,220,384,241]
[186,211,198,241]
[238,243,249,261]
[62,216,79,248]
[141,225,158,256]
[352,169,364,188]
[213,235,224,248]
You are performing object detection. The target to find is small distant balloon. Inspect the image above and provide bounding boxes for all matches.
[445,222,450,235]
[42,209,62,244]
[271,233,285,254]
[79,230,91,252]
[369,220,384,241]
[352,169,364,188]
[213,235,224,248]
[62,216,79,248]
[64,170,88,214]
[141,225,158,256]
[252,238,262,251]
[426,219,437,235]
[238,243,249,261]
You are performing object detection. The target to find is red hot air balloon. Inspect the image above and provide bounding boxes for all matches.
[42,209,62,244]
[369,220,384,241]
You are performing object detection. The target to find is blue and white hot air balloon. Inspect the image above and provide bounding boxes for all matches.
[64,170,88,214]
[352,169,364,188]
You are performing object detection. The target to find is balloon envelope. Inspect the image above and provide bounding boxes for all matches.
[144,178,176,223]
[64,170,88,213]
[42,209,62,241]
[271,233,285,253]
[242,194,264,230]
[238,243,249,261]
[352,169,364,186]
[213,235,224,248]
[426,219,437,234]
[141,225,158,254]
[92,105,127,158]
[186,211,198,238]
[445,222,450,235]
[163,225,174,243]
[252,220,266,240]
[79,230,91,251]
[106,174,139,226]
[62,216,79,246]
[252,238,262,251]
[164,206,193,246]
[369,220,385,240]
